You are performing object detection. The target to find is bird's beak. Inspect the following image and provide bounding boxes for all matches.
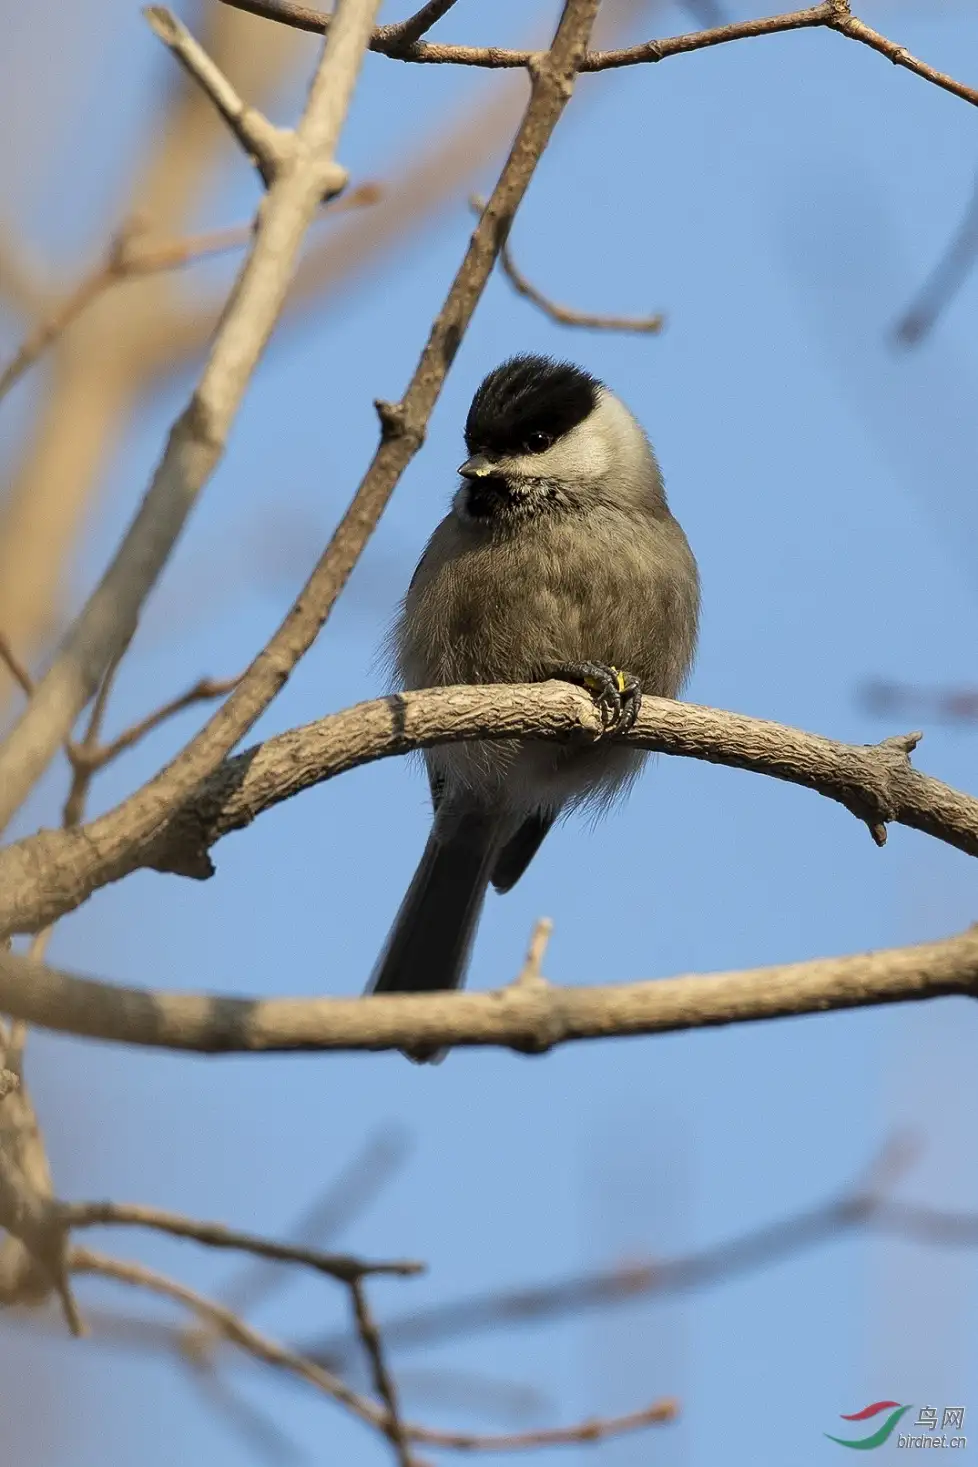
[458,454,495,479]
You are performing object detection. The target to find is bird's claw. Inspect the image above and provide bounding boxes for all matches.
[547,662,642,733]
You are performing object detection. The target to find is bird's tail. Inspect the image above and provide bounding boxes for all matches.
[367,808,499,1058]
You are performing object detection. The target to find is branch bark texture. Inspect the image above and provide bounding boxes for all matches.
[0,923,975,1056]
[0,686,974,938]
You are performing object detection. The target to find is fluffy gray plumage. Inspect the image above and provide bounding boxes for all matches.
[368,355,700,1058]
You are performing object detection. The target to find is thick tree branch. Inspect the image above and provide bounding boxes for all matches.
[0,921,975,1056]
[0,685,974,939]
[220,0,978,113]
[0,0,377,833]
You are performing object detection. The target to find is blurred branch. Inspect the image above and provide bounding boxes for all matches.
[0,0,375,833]
[0,1073,82,1337]
[310,1140,971,1367]
[0,634,33,699]
[1,914,978,1055]
[221,0,978,111]
[859,678,978,727]
[893,172,978,345]
[0,3,308,705]
[222,1129,410,1315]
[0,222,46,317]
[471,195,664,333]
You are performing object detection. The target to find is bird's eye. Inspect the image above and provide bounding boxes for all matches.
[524,431,553,453]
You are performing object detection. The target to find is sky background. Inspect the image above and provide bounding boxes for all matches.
[2,0,978,1463]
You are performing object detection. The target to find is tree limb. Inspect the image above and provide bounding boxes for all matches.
[0,685,974,938]
[0,920,975,1056]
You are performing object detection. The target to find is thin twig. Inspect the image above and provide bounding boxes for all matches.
[351,1278,416,1467]
[70,1247,677,1451]
[511,918,554,988]
[144,8,293,187]
[472,195,664,333]
[0,633,33,697]
[60,1199,422,1281]
[70,673,242,773]
[382,0,460,47]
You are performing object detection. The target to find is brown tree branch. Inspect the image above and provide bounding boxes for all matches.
[70,1246,677,1451]
[68,672,242,775]
[0,633,33,698]
[471,195,664,333]
[219,0,978,113]
[0,0,377,833]
[350,1277,417,1467]
[59,1199,422,1282]
[0,917,976,1056]
[0,683,973,939]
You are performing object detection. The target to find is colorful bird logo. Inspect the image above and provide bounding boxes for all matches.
[825,1401,912,1450]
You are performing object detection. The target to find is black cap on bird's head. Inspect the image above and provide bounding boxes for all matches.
[464,355,601,460]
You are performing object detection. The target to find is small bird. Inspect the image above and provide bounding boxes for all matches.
[368,354,700,1057]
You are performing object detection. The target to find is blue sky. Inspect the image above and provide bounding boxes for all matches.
[2,1,978,1463]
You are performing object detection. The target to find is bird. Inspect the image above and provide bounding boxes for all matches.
[367,353,700,1059]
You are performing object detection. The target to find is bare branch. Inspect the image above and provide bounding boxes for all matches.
[0,0,377,834]
[144,7,294,187]
[70,1247,677,1451]
[309,1140,929,1368]
[0,633,33,698]
[351,1278,416,1467]
[220,0,978,112]
[512,917,554,988]
[0,189,380,407]
[60,1199,422,1281]
[69,1246,396,1432]
[0,1081,83,1336]
[69,672,242,775]
[894,172,978,345]
[471,195,664,333]
[0,914,976,1056]
[0,684,970,938]
[382,0,460,48]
